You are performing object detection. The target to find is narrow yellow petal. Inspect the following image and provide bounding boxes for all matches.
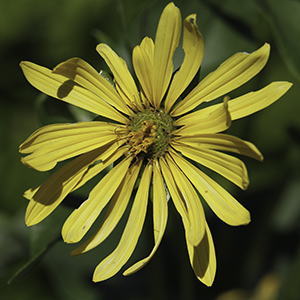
[160,156,189,229]
[181,82,293,124]
[20,122,120,171]
[123,159,168,276]
[25,145,126,226]
[62,155,133,243]
[96,44,143,111]
[165,154,206,246]
[20,61,127,123]
[173,133,263,161]
[186,222,216,286]
[171,43,270,116]
[152,2,181,108]
[165,14,204,113]
[170,150,251,226]
[172,143,249,190]
[53,57,133,116]
[229,81,293,120]
[93,162,152,282]
[72,158,143,256]
[132,37,155,106]
[173,97,231,135]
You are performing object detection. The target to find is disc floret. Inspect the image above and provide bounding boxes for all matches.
[127,108,174,159]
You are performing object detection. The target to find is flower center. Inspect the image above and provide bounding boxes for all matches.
[127,108,174,159]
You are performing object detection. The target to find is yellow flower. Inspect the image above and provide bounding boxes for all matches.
[19,2,292,286]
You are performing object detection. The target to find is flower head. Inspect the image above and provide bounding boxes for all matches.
[20,2,292,286]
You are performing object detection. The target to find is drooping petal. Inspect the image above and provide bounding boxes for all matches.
[186,222,216,286]
[170,151,251,226]
[53,57,133,116]
[20,122,121,171]
[123,159,168,276]
[62,155,133,244]
[173,133,263,161]
[152,2,181,108]
[25,145,127,226]
[96,44,143,111]
[171,43,270,116]
[20,61,127,123]
[93,162,152,282]
[164,154,206,246]
[165,14,204,113]
[71,158,143,256]
[132,37,155,106]
[173,97,231,135]
[172,143,249,190]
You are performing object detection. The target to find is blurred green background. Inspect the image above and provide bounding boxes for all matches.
[1,0,300,299]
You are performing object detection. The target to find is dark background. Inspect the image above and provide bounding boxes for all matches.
[1,0,300,299]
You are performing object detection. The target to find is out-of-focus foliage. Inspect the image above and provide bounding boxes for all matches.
[1,0,299,299]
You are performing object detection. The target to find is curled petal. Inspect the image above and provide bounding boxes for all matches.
[174,97,231,135]
[165,14,204,113]
[186,222,216,286]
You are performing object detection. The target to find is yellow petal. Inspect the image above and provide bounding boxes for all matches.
[182,82,293,123]
[159,156,190,229]
[62,155,133,243]
[72,158,143,256]
[165,154,206,246]
[123,159,168,276]
[171,43,270,116]
[96,44,143,111]
[173,97,231,135]
[93,162,152,282]
[132,37,155,106]
[172,143,249,190]
[20,61,127,123]
[186,222,216,286]
[20,122,120,171]
[165,14,204,113]
[53,57,133,116]
[152,2,181,108]
[170,150,251,226]
[229,81,293,120]
[25,145,126,226]
[173,133,263,161]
